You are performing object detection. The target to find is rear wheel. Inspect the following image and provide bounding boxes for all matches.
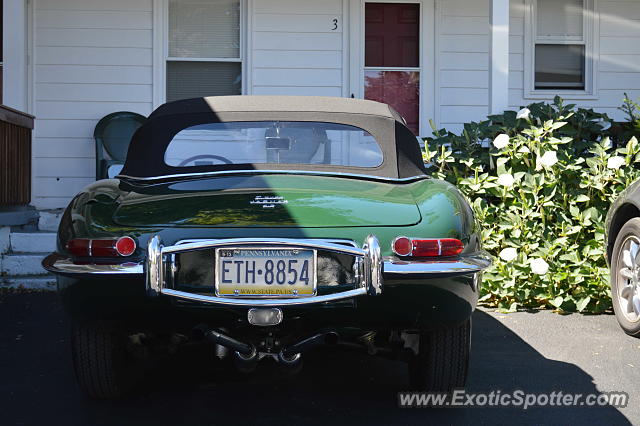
[610,218,640,337]
[71,320,138,399]
[408,319,471,391]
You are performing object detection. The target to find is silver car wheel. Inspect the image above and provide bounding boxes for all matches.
[617,235,640,323]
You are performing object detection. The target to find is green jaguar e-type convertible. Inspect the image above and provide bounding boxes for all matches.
[43,96,491,398]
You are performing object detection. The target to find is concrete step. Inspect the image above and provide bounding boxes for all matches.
[0,227,9,253]
[1,253,49,276]
[1,276,56,291]
[38,210,63,233]
[10,232,57,254]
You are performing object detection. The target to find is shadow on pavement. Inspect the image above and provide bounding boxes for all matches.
[0,293,631,425]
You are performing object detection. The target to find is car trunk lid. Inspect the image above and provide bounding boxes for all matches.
[113,174,422,228]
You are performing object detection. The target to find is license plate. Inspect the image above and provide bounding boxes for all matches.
[215,247,317,297]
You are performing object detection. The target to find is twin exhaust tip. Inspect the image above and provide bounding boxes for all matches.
[193,324,338,369]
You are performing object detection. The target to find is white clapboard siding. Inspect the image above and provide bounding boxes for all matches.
[34,138,95,159]
[36,101,150,120]
[437,0,490,131]
[253,0,342,14]
[253,69,342,87]
[36,65,152,85]
[35,10,152,30]
[253,86,343,96]
[33,0,153,209]
[508,0,640,120]
[250,0,344,98]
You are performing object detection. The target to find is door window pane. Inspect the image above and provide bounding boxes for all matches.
[365,71,420,134]
[169,0,240,58]
[537,0,583,39]
[365,3,419,67]
[535,44,585,89]
[167,62,241,102]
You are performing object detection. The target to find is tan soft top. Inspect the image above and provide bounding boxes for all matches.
[121,96,425,180]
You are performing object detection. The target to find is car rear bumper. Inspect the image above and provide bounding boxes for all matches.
[43,235,491,307]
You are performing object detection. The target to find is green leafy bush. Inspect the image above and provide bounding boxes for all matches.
[617,93,640,143]
[425,96,640,313]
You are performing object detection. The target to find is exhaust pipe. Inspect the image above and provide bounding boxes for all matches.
[279,331,338,362]
[194,325,255,358]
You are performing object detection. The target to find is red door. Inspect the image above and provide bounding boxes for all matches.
[364,3,420,134]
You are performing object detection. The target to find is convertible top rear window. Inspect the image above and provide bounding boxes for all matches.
[164,121,384,169]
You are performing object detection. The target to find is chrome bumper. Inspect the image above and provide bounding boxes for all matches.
[145,235,383,307]
[43,236,492,307]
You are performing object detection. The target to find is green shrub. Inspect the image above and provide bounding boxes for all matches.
[425,96,640,313]
[617,93,640,142]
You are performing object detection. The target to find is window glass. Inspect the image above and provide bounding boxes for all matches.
[365,71,419,134]
[169,0,240,58]
[535,45,585,89]
[165,122,384,168]
[534,0,586,91]
[537,0,583,39]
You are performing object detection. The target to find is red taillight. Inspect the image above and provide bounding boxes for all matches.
[392,238,464,257]
[438,238,465,256]
[411,239,440,257]
[392,236,413,256]
[66,237,137,257]
[115,236,136,256]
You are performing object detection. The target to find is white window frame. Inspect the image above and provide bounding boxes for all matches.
[523,0,598,100]
[349,0,435,137]
[153,0,249,107]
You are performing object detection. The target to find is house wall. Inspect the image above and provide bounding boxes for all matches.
[32,0,154,209]
[249,0,346,97]
[27,0,640,209]
[509,0,640,119]
[436,0,490,134]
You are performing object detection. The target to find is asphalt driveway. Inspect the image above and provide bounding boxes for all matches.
[1,292,638,425]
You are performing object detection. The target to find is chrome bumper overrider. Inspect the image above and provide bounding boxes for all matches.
[42,235,492,306]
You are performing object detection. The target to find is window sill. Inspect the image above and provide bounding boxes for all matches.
[523,90,599,101]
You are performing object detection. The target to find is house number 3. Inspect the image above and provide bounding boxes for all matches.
[331,18,338,30]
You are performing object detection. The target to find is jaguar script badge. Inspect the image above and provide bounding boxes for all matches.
[250,195,289,209]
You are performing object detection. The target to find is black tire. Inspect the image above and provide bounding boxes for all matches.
[610,218,640,337]
[408,319,471,392]
[71,320,137,399]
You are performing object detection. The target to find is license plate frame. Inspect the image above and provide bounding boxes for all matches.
[214,247,318,298]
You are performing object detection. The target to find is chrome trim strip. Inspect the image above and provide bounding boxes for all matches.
[161,238,366,256]
[174,237,359,248]
[42,254,143,276]
[116,170,429,184]
[161,287,369,306]
[383,252,492,275]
